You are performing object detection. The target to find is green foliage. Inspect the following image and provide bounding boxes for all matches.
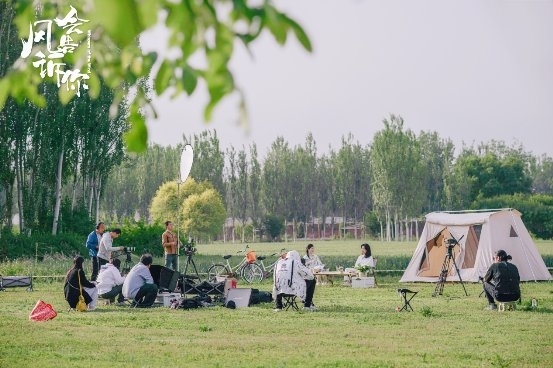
[1,279,553,367]
[2,0,312,152]
[363,211,381,238]
[181,188,227,241]
[150,178,226,241]
[264,214,284,241]
[0,231,85,260]
[419,306,434,317]
[472,194,553,239]
[117,220,165,257]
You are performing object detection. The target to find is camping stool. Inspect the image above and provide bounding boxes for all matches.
[497,301,516,312]
[397,289,417,312]
[281,294,299,311]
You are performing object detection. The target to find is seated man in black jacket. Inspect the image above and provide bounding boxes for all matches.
[482,249,520,310]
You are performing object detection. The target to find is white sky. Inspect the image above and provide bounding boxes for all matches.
[141,0,553,158]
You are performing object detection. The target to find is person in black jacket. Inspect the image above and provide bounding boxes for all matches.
[64,256,98,310]
[482,250,520,310]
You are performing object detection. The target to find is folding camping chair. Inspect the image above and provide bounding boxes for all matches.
[397,288,417,312]
[280,294,299,311]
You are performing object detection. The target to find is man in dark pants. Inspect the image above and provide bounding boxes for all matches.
[122,253,158,308]
[483,249,520,310]
[86,222,105,281]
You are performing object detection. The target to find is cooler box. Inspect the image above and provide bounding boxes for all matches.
[156,292,181,307]
[352,277,375,288]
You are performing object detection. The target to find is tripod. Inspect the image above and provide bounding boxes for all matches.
[122,251,133,275]
[432,235,468,297]
[181,248,200,281]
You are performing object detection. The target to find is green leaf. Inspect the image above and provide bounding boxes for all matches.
[87,71,101,99]
[124,110,148,153]
[182,65,198,96]
[58,85,77,105]
[154,60,174,95]
[264,5,287,45]
[282,15,313,52]
[93,0,144,46]
[137,0,160,29]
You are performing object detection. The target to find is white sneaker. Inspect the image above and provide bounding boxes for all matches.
[303,306,313,312]
[273,308,282,312]
[309,305,318,311]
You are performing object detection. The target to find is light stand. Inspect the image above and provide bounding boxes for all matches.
[432,234,468,297]
[176,178,181,273]
[176,144,194,274]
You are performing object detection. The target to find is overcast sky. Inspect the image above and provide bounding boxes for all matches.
[141,0,553,159]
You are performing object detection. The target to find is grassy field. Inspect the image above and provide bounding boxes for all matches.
[1,240,552,367]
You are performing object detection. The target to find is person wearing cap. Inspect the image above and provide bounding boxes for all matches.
[482,249,521,310]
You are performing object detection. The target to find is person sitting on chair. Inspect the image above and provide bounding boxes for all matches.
[97,258,126,304]
[122,253,158,308]
[344,243,375,284]
[64,256,98,310]
[355,243,375,268]
[482,249,520,310]
[273,250,314,312]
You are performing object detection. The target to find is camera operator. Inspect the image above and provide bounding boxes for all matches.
[162,221,179,270]
[122,253,158,308]
[482,250,520,310]
[97,258,126,305]
[98,228,124,268]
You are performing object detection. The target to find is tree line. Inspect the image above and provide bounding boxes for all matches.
[101,116,553,241]
[0,2,129,236]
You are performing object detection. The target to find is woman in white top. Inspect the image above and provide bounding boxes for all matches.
[344,243,375,283]
[302,244,323,310]
[355,243,375,268]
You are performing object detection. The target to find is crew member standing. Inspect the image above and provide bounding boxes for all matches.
[162,221,179,271]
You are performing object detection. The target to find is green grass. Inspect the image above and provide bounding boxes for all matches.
[1,277,552,367]
[1,239,552,367]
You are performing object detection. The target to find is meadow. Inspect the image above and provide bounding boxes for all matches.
[1,239,552,368]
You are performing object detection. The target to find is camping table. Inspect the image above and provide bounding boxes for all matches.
[314,271,357,286]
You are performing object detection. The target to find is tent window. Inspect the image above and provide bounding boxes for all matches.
[472,224,482,241]
[510,225,518,237]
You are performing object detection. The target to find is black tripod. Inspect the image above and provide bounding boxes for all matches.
[432,235,468,297]
[181,247,200,281]
[122,251,133,275]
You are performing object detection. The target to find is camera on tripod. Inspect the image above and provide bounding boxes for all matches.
[181,239,196,256]
[183,245,196,256]
[123,246,135,253]
[445,238,457,255]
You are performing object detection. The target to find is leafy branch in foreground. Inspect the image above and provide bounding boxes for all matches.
[0,0,312,152]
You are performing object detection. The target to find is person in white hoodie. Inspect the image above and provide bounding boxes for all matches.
[97,258,126,304]
[273,250,314,312]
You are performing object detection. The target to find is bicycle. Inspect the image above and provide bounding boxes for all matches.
[206,245,264,283]
[256,248,286,279]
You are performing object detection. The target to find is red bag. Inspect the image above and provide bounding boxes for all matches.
[29,300,57,321]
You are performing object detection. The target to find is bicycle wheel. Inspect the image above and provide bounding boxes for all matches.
[207,264,230,282]
[241,263,264,283]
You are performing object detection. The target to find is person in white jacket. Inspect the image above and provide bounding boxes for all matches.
[97,228,124,268]
[97,258,126,304]
[273,250,314,311]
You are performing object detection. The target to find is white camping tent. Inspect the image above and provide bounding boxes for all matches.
[400,209,552,282]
